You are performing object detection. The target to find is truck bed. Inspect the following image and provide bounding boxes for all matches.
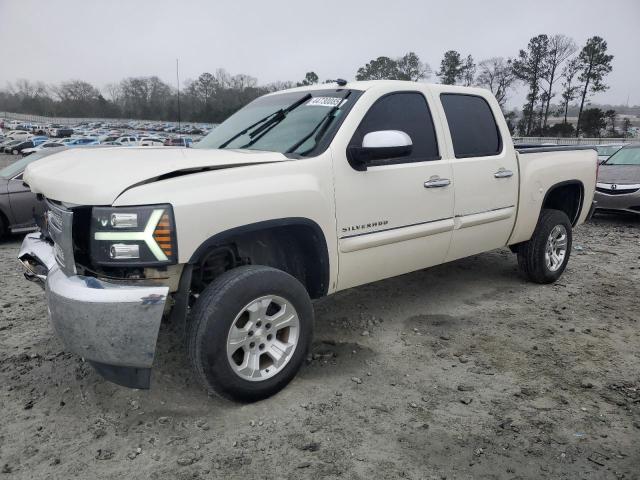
[515,145,597,154]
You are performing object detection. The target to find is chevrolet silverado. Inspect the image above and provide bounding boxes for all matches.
[18,80,597,401]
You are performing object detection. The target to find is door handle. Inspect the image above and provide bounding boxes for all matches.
[494,168,514,178]
[424,177,451,188]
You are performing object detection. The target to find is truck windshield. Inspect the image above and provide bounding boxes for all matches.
[605,146,640,165]
[195,89,359,156]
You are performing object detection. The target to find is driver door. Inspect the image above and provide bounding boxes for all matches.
[332,89,454,290]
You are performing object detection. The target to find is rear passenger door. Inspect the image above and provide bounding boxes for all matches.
[438,93,518,262]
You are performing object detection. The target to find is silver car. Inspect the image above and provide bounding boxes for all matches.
[595,144,640,215]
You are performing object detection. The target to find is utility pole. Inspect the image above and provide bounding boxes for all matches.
[176,58,181,134]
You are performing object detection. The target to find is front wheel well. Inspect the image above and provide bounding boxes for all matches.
[542,181,583,226]
[189,221,330,299]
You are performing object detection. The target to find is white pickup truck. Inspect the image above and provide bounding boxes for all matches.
[18,81,597,401]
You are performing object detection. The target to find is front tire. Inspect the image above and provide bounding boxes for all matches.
[187,265,313,402]
[517,209,572,284]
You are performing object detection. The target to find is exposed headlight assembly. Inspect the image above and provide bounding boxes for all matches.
[90,204,177,266]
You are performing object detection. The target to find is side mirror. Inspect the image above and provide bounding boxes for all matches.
[348,130,413,170]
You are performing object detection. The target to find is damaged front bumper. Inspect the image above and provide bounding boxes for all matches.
[18,232,168,389]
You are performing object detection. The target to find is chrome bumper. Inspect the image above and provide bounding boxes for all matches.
[18,232,169,389]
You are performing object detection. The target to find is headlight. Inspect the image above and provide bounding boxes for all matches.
[90,204,177,266]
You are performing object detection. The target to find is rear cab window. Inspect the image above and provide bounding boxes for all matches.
[440,93,502,158]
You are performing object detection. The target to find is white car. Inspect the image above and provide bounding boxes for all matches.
[139,137,164,147]
[21,141,65,156]
[20,80,597,400]
[115,136,139,146]
[6,130,32,141]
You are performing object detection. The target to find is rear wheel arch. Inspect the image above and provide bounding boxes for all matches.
[188,218,330,299]
[541,180,584,226]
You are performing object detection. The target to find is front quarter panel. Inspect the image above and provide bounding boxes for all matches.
[113,155,338,292]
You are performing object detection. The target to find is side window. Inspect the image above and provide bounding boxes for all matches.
[440,93,502,158]
[350,92,439,165]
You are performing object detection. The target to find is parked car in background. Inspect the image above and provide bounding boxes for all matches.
[0,149,62,237]
[139,137,165,147]
[595,143,626,164]
[49,126,74,138]
[2,139,25,154]
[22,141,65,156]
[595,144,640,215]
[9,138,48,155]
[164,137,193,147]
[6,130,32,141]
[115,136,139,146]
[63,137,99,147]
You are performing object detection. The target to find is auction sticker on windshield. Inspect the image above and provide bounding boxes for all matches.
[307,97,346,107]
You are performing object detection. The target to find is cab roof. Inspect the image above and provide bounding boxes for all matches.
[272,80,492,97]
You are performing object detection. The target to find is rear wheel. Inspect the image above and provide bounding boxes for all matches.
[517,209,572,284]
[187,265,313,402]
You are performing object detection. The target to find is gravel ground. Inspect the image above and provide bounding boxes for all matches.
[0,153,639,479]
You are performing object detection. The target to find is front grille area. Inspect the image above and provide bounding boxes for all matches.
[596,187,639,196]
[596,185,640,196]
[45,200,76,276]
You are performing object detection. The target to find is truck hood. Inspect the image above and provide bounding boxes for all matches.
[24,146,289,205]
[598,165,640,185]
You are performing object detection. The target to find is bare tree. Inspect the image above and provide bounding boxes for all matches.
[476,57,516,108]
[540,34,577,130]
[104,82,123,104]
[265,81,296,92]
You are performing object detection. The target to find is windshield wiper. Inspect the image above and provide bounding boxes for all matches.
[219,93,312,149]
[286,91,351,155]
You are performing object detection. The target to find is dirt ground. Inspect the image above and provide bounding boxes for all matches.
[0,156,639,479]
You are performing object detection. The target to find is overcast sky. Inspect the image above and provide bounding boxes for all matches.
[1,0,638,108]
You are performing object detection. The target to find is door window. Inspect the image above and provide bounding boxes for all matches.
[349,92,439,167]
[440,93,502,158]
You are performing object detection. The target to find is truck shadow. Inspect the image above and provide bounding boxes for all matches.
[152,247,524,403]
[590,211,640,226]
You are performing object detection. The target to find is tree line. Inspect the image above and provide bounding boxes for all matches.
[0,34,630,137]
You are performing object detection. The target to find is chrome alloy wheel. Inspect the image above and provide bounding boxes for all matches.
[226,295,300,382]
[545,225,568,272]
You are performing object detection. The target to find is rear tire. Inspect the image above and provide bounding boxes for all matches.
[187,265,313,402]
[517,209,572,284]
